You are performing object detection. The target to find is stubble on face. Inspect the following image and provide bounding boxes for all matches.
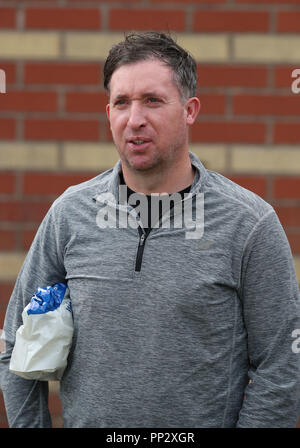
[122,127,187,175]
[107,59,189,178]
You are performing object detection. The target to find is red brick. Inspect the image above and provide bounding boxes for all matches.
[193,11,269,32]
[233,95,300,116]
[25,8,101,30]
[0,173,15,194]
[0,310,6,331]
[0,392,6,411]
[0,230,15,250]
[66,92,108,113]
[0,282,14,306]
[52,416,64,428]
[69,0,138,2]
[109,9,185,31]
[197,65,268,88]
[274,66,300,88]
[228,175,267,198]
[0,8,16,28]
[274,206,300,227]
[0,119,15,139]
[236,0,300,4]
[0,91,57,112]
[0,200,52,223]
[23,172,93,195]
[2,0,56,2]
[151,0,225,3]
[0,63,16,84]
[191,121,266,143]
[24,62,101,85]
[24,119,100,141]
[199,94,225,115]
[49,393,62,414]
[277,11,300,32]
[286,232,300,254]
[274,123,300,143]
[273,177,300,199]
[0,416,8,429]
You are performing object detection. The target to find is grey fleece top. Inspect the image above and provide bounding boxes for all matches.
[0,152,300,428]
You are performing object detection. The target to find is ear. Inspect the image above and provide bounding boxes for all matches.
[106,103,110,121]
[185,97,201,126]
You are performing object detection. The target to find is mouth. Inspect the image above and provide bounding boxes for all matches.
[126,137,152,150]
[131,139,147,145]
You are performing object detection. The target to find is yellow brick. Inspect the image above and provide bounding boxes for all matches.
[0,143,59,170]
[0,32,60,59]
[231,146,300,174]
[178,35,229,62]
[65,33,124,60]
[65,32,229,62]
[234,36,300,63]
[189,144,227,172]
[49,381,60,393]
[63,143,226,172]
[0,252,26,281]
[62,143,119,170]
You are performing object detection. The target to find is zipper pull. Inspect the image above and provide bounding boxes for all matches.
[140,233,146,245]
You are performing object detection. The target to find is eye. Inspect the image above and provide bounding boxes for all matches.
[146,97,161,105]
[113,99,127,107]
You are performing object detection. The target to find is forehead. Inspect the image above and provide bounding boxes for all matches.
[109,59,180,98]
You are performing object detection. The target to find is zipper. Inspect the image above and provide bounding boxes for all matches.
[135,230,147,272]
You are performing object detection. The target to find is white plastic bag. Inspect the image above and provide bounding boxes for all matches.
[9,283,73,381]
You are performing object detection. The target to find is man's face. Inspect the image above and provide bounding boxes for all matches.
[106,59,197,174]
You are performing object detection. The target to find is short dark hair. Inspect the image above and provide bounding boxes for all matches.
[103,31,197,100]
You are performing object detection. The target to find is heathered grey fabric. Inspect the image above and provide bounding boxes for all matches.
[0,151,300,428]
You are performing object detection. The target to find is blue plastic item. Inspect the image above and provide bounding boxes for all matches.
[27,283,67,315]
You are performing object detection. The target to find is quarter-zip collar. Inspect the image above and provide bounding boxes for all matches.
[92,151,208,205]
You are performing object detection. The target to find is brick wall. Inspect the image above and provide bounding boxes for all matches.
[0,0,300,429]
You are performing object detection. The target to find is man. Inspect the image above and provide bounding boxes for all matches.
[0,31,300,428]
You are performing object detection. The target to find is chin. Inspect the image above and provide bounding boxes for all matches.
[127,156,158,172]
[130,162,154,172]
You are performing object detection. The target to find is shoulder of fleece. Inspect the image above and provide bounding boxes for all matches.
[204,169,274,220]
[50,167,115,210]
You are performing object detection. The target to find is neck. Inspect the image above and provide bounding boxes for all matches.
[121,153,195,195]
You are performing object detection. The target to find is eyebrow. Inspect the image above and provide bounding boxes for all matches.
[112,91,165,102]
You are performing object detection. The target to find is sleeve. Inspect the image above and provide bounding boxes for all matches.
[0,203,67,428]
[236,209,300,428]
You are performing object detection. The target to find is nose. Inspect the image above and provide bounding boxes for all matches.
[127,101,147,129]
